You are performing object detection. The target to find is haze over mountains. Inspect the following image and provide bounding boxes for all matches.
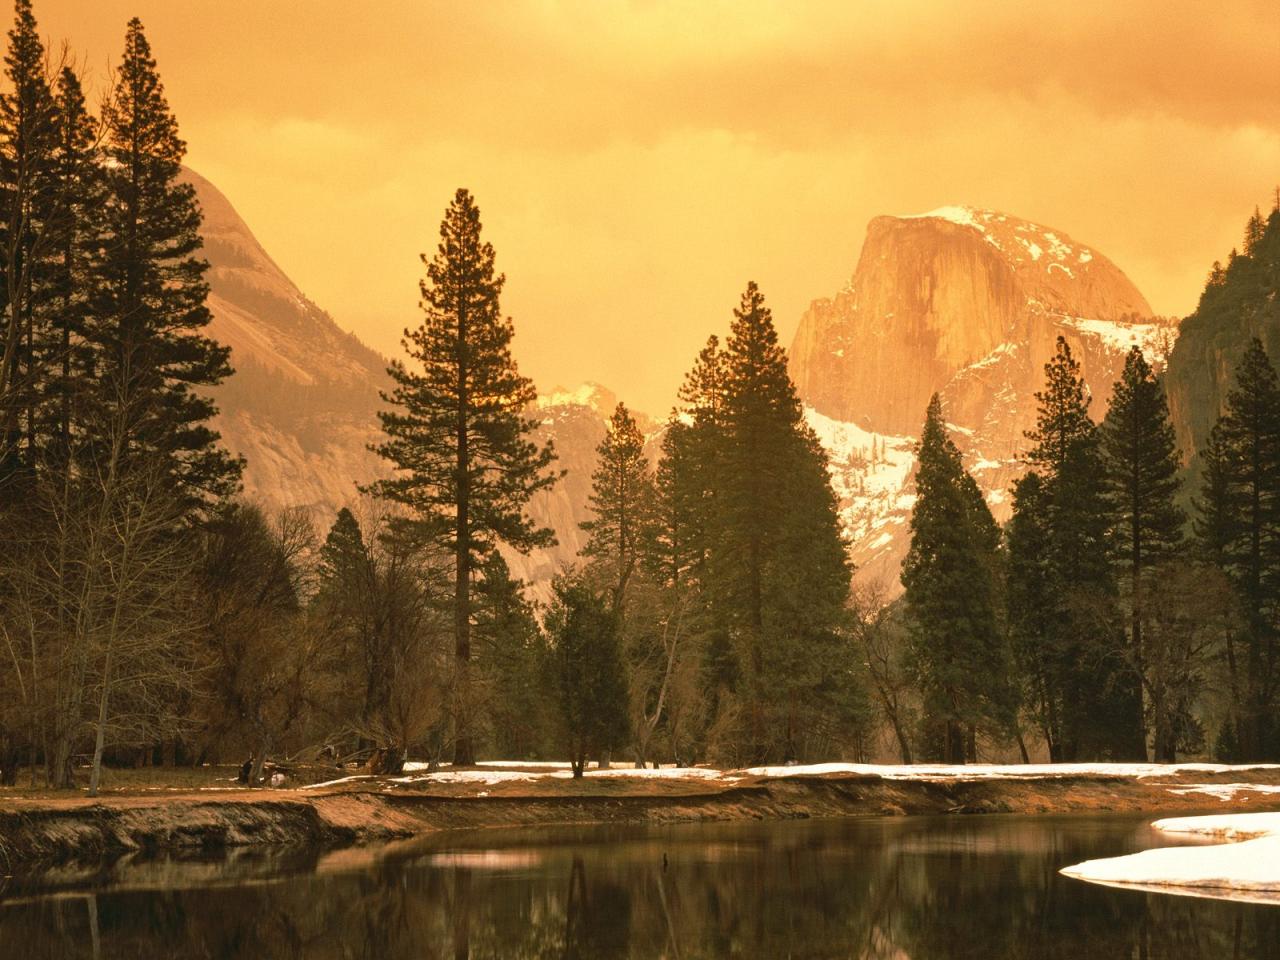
[193,172,1214,598]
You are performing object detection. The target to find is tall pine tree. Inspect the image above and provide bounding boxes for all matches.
[372,188,558,765]
[40,66,103,460]
[714,281,851,762]
[580,401,654,610]
[1099,346,1185,759]
[1006,470,1063,758]
[91,18,239,509]
[1021,336,1143,760]
[1195,339,1280,759]
[902,394,1011,762]
[0,0,58,480]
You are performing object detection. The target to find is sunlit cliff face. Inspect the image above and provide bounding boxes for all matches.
[39,0,1280,412]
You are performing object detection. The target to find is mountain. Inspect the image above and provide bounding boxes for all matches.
[184,167,389,515]
[1165,205,1280,468]
[186,169,616,595]
[501,383,638,597]
[790,206,1177,590]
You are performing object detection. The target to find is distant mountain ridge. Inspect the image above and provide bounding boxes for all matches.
[191,172,1182,599]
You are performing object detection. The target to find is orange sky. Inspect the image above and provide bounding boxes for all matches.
[37,1,1280,413]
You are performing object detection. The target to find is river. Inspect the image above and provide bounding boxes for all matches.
[1,814,1276,958]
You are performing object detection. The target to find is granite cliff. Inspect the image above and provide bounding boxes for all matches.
[790,207,1176,590]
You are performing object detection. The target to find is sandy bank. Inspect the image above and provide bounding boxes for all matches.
[4,763,1280,870]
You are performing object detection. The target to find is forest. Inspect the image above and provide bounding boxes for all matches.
[1,0,1279,794]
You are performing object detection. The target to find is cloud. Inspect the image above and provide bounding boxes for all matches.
[35,0,1280,412]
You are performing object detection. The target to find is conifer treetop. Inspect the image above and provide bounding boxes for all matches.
[1025,335,1095,473]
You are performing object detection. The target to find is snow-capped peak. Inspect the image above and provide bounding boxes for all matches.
[900,205,988,229]
[536,381,616,412]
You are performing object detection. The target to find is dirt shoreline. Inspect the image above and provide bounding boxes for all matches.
[3,767,1280,871]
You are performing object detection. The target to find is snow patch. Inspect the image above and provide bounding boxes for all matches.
[743,762,1277,782]
[1055,316,1166,357]
[901,205,983,229]
[1061,811,1280,902]
[1166,783,1280,802]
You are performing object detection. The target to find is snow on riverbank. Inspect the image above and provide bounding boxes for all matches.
[1061,812,1280,903]
[301,761,1280,792]
[742,761,1280,781]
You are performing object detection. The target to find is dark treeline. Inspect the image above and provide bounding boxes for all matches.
[0,0,860,786]
[899,198,1280,764]
[2,0,1277,790]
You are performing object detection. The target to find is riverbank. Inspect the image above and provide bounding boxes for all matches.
[3,762,1280,870]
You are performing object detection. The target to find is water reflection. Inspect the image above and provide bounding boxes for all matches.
[1,816,1277,959]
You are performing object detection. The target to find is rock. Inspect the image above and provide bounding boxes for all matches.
[789,206,1176,591]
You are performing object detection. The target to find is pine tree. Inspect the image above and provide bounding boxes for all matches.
[318,507,369,591]
[91,18,240,509]
[1195,339,1280,759]
[1099,347,1185,758]
[646,417,698,590]
[0,0,58,479]
[1245,206,1265,256]
[580,402,654,608]
[472,552,543,758]
[1007,470,1063,758]
[543,578,629,777]
[902,394,1010,762]
[1025,336,1094,473]
[1022,336,1143,760]
[715,281,851,762]
[676,334,729,585]
[372,188,558,765]
[38,66,103,460]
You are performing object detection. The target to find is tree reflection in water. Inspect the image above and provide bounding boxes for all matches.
[1,816,1278,959]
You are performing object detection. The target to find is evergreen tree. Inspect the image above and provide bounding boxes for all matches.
[91,18,240,509]
[902,394,1011,762]
[1006,470,1063,758]
[0,0,58,479]
[1025,336,1094,473]
[675,334,729,588]
[371,188,558,765]
[39,66,103,459]
[580,401,654,608]
[646,417,698,590]
[1022,336,1143,760]
[714,281,851,762]
[543,578,629,778]
[1099,347,1185,758]
[472,552,544,759]
[1195,339,1280,759]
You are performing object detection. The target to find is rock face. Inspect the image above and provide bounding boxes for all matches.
[1164,216,1280,468]
[188,168,613,593]
[501,383,638,600]
[790,207,1175,591]
[185,167,390,517]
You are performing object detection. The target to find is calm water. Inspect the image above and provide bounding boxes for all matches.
[1,814,1277,959]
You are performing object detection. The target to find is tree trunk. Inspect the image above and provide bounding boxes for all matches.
[453,296,474,767]
[87,631,118,798]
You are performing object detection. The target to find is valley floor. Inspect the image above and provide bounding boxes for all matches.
[3,761,1280,872]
